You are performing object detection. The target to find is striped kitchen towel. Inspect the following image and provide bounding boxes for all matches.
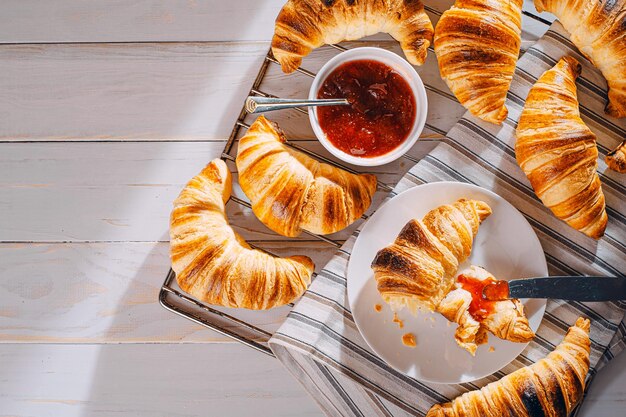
[269,21,626,417]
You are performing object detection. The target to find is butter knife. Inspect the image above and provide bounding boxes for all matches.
[483,276,626,301]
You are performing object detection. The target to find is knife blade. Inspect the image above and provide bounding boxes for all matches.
[482,276,626,301]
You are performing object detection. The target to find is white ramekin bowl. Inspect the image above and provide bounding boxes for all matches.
[308,47,428,167]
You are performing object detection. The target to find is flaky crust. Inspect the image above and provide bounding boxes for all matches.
[169,159,313,310]
[271,0,434,73]
[236,116,377,237]
[516,56,607,239]
[437,266,534,355]
[434,0,523,124]
[371,199,492,311]
[436,288,484,353]
[427,317,591,417]
[535,0,626,118]
[606,140,626,173]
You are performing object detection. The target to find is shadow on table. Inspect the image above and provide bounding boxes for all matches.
[79,10,307,413]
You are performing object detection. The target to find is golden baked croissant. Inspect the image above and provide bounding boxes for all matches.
[535,0,626,118]
[434,0,523,124]
[516,56,607,239]
[271,0,434,73]
[427,317,591,417]
[606,140,626,173]
[169,158,314,309]
[236,116,377,237]
[371,199,492,312]
[437,266,534,355]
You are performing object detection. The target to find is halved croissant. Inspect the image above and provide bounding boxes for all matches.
[437,265,534,355]
[606,140,626,173]
[169,158,314,309]
[371,199,492,312]
[236,116,377,237]
[535,0,626,118]
[271,0,434,73]
[427,317,591,417]
[516,56,607,239]
[434,0,523,124]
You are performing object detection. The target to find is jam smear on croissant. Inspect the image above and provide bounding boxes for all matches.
[457,274,498,322]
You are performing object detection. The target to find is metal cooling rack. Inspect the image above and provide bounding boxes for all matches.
[158,5,554,359]
[158,42,443,357]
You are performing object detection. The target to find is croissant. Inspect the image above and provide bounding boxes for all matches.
[606,140,626,173]
[437,266,534,355]
[169,159,314,309]
[236,116,377,237]
[427,317,591,417]
[371,199,492,312]
[516,56,607,239]
[271,0,434,73]
[535,0,626,118]
[434,0,523,124]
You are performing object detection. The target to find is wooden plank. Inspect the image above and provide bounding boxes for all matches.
[0,343,324,417]
[0,241,339,343]
[0,0,286,44]
[0,0,548,44]
[0,141,439,242]
[1,41,438,143]
[0,42,267,141]
[0,342,623,417]
[0,141,225,242]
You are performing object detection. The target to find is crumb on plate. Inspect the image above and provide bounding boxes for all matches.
[402,333,416,347]
[393,313,404,329]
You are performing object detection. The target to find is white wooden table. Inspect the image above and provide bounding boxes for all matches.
[0,1,624,416]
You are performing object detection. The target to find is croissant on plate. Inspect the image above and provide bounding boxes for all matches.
[371,199,492,312]
[437,265,534,355]
[434,0,523,124]
[236,116,377,237]
[606,140,626,173]
[426,317,591,417]
[516,56,607,239]
[169,159,314,309]
[535,0,626,119]
[271,0,434,73]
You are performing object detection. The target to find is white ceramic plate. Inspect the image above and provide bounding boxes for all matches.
[347,182,547,384]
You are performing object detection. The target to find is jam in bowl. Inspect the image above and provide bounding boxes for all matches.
[309,47,428,166]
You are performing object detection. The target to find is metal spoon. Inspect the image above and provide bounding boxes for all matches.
[245,96,350,114]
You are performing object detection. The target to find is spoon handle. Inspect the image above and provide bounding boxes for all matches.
[245,96,349,114]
